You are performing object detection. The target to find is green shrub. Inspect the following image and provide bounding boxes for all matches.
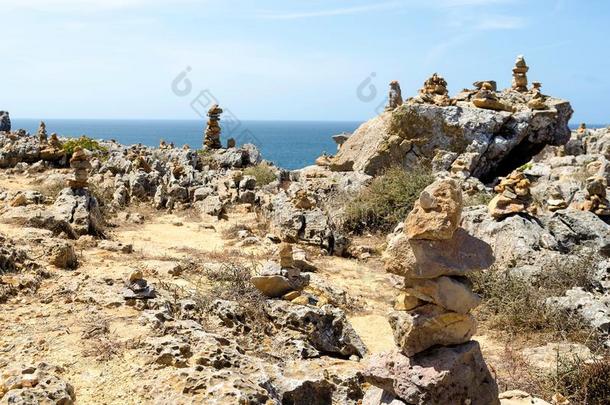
[243,163,276,187]
[62,136,107,156]
[342,166,434,234]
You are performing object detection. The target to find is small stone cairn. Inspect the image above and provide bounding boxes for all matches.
[250,242,309,298]
[203,104,223,150]
[385,80,403,111]
[413,73,452,106]
[488,170,536,219]
[527,81,548,110]
[37,121,48,143]
[67,146,91,189]
[365,179,499,404]
[546,185,568,212]
[472,81,512,112]
[0,111,10,132]
[511,55,529,92]
[579,176,610,216]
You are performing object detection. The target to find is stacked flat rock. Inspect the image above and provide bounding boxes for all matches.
[67,147,91,189]
[511,55,529,92]
[526,82,548,110]
[40,133,64,161]
[472,82,513,112]
[579,176,610,216]
[366,179,499,404]
[488,171,535,219]
[546,185,568,212]
[37,121,48,143]
[385,80,403,111]
[576,122,588,136]
[203,104,223,150]
[0,111,10,132]
[250,243,310,298]
[412,73,452,106]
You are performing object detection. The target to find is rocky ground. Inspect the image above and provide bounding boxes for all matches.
[1,73,609,404]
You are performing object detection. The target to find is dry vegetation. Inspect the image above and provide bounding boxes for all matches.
[341,166,434,234]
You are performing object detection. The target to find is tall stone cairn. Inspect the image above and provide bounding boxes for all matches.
[37,121,48,143]
[511,55,529,92]
[0,111,10,132]
[67,147,92,189]
[365,179,500,404]
[203,104,223,149]
[385,80,403,111]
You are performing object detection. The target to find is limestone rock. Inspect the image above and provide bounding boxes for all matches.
[499,390,551,405]
[388,228,494,279]
[404,179,462,240]
[363,342,499,405]
[385,80,403,111]
[52,187,105,237]
[388,305,476,356]
[330,100,572,179]
[403,276,481,314]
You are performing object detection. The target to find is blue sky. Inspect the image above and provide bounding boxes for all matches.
[2,0,609,123]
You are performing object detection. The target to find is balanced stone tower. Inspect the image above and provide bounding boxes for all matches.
[385,80,403,111]
[0,111,10,132]
[203,104,223,149]
[37,121,48,143]
[365,179,499,404]
[67,146,92,189]
[511,55,529,92]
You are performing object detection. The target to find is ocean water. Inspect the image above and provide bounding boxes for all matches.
[10,119,361,170]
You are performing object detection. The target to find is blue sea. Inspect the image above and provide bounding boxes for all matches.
[10,119,362,170]
[9,119,606,170]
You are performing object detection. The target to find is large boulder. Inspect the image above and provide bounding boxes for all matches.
[331,101,572,181]
[52,188,105,237]
[363,341,499,405]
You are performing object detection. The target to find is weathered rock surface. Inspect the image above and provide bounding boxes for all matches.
[388,306,476,356]
[52,188,105,236]
[363,341,499,405]
[330,100,572,181]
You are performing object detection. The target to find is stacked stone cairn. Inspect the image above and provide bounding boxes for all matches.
[511,55,529,92]
[385,80,403,111]
[37,121,48,143]
[250,243,309,298]
[49,134,62,149]
[203,104,223,150]
[365,179,499,404]
[40,133,64,161]
[67,147,91,189]
[579,176,610,216]
[546,185,568,212]
[472,82,513,112]
[577,122,588,137]
[0,111,10,132]
[488,170,536,219]
[413,73,452,106]
[527,81,548,110]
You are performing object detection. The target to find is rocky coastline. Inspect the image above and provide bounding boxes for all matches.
[0,56,609,404]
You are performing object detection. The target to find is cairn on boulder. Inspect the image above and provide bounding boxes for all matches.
[49,133,62,149]
[67,147,91,189]
[203,104,223,150]
[40,133,64,161]
[579,176,610,216]
[527,82,547,110]
[577,122,587,136]
[472,82,513,112]
[0,111,10,132]
[366,179,499,404]
[413,73,452,106]
[250,242,310,298]
[385,80,403,111]
[488,170,535,219]
[511,55,529,92]
[37,121,48,143]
